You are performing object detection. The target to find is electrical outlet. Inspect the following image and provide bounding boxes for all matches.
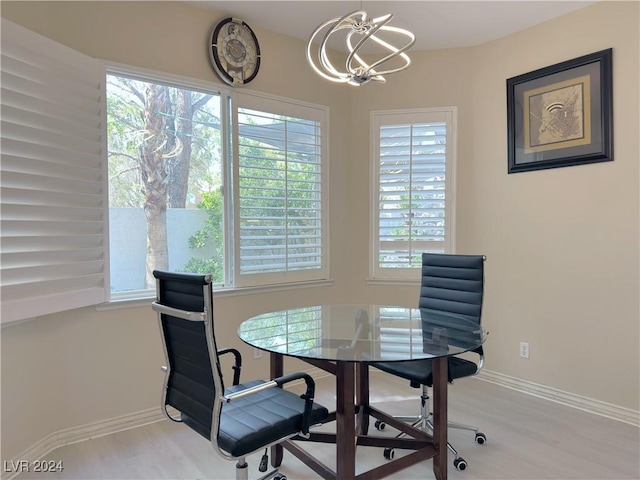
[520,342,530,359]
[253,348,263,360]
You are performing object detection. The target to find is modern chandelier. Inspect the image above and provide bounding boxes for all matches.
[306,10,415,86]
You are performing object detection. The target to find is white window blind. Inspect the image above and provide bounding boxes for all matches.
[0,20,106,324]
[371,108,456,280]
[232,93,327,287]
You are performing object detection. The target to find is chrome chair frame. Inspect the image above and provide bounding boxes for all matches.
[153,271,327,480]
[372,254,487,471]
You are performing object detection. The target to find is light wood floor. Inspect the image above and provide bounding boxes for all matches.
[18,372,640,480]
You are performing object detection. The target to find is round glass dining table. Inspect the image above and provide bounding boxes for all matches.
[238,305,487,480]
[239,304,485,362]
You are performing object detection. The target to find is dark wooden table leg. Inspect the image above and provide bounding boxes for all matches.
[432,357,448,480]
[356,362,370,435]
[336,361,356,479]
[270,353,284,467]
[270,352,283,378]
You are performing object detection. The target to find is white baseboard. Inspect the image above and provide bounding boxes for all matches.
[1,408,165,480]
[305,366,640,427]
[4,369,637,480]
[477,369,640,427]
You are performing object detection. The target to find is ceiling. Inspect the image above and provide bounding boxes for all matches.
[186,1,597,51]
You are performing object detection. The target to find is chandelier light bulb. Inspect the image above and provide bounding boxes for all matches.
[306,10,415,86]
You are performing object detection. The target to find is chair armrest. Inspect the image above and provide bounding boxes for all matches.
[471,346,485,374]
[223,372,318,435]
[217,348,242,386]
[274,372,317,435]
[151,301,206,322]
[273,371,316,394]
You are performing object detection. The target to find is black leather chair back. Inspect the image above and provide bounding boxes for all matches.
[154,271,220,440]
[420,253,484,318]
[420,254,484,349]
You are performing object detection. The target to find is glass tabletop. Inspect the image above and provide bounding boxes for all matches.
[238,304,487,363]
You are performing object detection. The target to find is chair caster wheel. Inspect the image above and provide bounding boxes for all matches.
[475,432,487,445]
[274,474,287,480]
[375,420,386,431]
[453,457,468,471]
[383,448,395,460]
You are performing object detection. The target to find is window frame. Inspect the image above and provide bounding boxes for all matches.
[105,66,330,300]
[230,91,330,288]
[369,107,457,282]
[0,22,332,322]
[105,64,227,300]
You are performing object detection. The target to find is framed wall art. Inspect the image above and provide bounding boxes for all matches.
[506,49,613,174]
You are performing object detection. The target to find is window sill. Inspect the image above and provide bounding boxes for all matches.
[96,279,336,312]
[367,278,420,287]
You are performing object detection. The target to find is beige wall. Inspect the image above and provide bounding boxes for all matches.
[0,0,354,461]
[347,0,640,409]
[466,2,639,409]
[1,0,638,464]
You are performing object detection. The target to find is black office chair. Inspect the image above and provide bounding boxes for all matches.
[152,270,329,480]
[371,253,487,471]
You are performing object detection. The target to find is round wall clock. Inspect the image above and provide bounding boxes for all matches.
[209,17,261,87]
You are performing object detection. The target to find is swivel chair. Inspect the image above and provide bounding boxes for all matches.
[371,253,487,471]
[152,270,329,480]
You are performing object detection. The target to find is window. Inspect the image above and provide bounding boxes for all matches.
[233,93,327,287]
[107,73,224,295]
[0,21,327,322]
[106,75,328,297]
[370,108,456,281]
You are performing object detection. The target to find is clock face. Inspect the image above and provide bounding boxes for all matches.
[209,18,261,86]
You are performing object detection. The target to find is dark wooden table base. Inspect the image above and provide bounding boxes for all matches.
[270,354,449,480]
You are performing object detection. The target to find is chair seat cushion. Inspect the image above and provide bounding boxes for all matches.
[215,380,329,457]
[372,357,478,386]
